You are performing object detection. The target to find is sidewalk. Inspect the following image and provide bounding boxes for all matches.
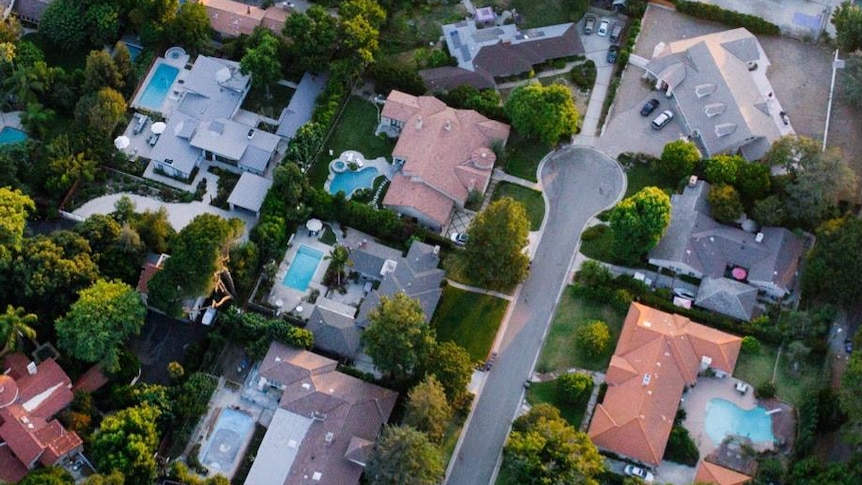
[446,279,514,301]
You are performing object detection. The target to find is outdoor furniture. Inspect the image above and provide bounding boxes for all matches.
[133,113,148,135]
[735,381,749,394]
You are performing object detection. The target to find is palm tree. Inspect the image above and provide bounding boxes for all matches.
[0,305,37,355]
[326,245,353,287]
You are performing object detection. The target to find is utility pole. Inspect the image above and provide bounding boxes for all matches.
[824,49,844,152]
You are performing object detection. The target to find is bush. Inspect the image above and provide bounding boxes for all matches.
[673,0,781,35]
[571,60,597,89]
[580,224,607,241]
[664,425,699,465]
[756,381,777,399]
[576,320,611,357]
[557,373,593,404]
[741,336,761,355]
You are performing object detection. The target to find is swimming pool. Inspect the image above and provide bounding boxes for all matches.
[328,167,380,198]
[137,63,179,111]
[704,398,775,445]
[282,245,324,291]
[200,408,254,476]
[0,127,27,145]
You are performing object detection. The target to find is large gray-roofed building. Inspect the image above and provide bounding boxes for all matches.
[306,297,361,359]
[190,118,280,174]
[227,172,272,217]
[644,28,791,160]
[148,114,204,179]
[181,56,250,117]
[349,240,402,280]
[277,72,328,139]
[244,408,312,485]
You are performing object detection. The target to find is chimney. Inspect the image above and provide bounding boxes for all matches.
[755,232,764,243]
[26,362,36,375]
[415,116,423,130]
[688,175,698,187]
[444,119,452,131]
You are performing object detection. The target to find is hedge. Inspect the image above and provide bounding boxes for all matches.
[673,0,781,35]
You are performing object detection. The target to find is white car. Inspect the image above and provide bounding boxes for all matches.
[651,110,674,130]
[450,232,468,246]
[673,288,696,300]
[597,19,610,37]
[624,464,655,483]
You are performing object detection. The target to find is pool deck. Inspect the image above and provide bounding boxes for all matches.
[129,52,190,114]
[323,150,396,197]
[268,231,333,319]
[0,111,22,131]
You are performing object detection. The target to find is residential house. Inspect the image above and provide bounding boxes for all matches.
[643,28,792,160]
[276,72,329,140]
[648,180,805,321]
[199,0,291,38]
[380,91,510,232]
[587,303,742,466]
[425,20,584,89]
[0,354,83,483]
[245,342,398,485]
[12,0,53,25]
[227,172,273,218]
[136,253,170,306]
[695,462,753,485]
[693,436,756,485]
[306,297,360,360]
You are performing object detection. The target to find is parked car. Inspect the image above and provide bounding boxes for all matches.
[846,337,853,354]
[673,288,696,300]
[624,465,655,483]
[610,21,624,44]
[640,99,659,116]
[607,45,619,63]
[651,110,674,130]
[450,232,468,246]
[584,15,596,35]
[597,19,609,37]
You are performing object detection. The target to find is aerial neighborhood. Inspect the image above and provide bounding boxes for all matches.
[3,0,862,484]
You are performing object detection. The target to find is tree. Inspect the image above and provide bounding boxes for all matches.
[362,293,435,381]
[556,373,592,404]
[76,214,146,284]
[282,6,339,73]
[840,351,862,444]
[609,187,671,264]
[0,15,21,44]
[133,207,175,253]
[75,87,127,138]
[0,187,34,261]
[82,471,125,485]
[735,162,772,201]
[802,216,862,307]
[112,42,136,97]
[425,341,473,400]
[0,305,37,355]
[39,0,86,51]
[85,2,120,46]
[20,101,56,140]
[404,375,452,443]
[168,2,211,54]
[366,425,444,485]
[658,139,700,182]
[833,1,862,52]
[57,280,146,371]
[18,466,73,485]
[503,403,605,485]
[325,244,352,287]
[47,152,97,196]
[753,194,786,226]
[704,154,743,185]
[576,260,613,288]
[708,184,744,224]
[90,404,161,485]
[462,197,531,291]
[785,340,811,371]
[504,82,580,145]
[240,30,282,98]
[338,0,386,67]
[576,320,610,358]
[83,50,123,93]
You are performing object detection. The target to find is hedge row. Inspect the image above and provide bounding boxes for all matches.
[673,0,781,35]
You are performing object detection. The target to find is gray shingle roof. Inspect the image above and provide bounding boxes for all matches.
[148,114,203,176]
[695,277,758,321]
[190,118,279,170]
[420,66,496,92]
[306,297,360,359]
[14,0,53,23]
[349,241,402,279]
[276,72,328,139]
[227,172,273,214]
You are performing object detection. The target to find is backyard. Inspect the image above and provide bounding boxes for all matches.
[503,0,585,29]
[431,285,509,362]
[384,3,468,51]
[492,182,545,231]
[240,84,295,120]
[733,343,823,408]
[623,162,673,198]
[537,287,625,373]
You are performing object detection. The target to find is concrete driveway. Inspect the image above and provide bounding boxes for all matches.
[445,147,625,485]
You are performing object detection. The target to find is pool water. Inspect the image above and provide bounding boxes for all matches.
[704,398,775,445]
[328,167,380,198]
[282,245,324,291]
[0,127,27,145]
[200,408,254,474]
[137,63,179,111]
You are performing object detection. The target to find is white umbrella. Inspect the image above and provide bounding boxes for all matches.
[151,121,167,135]
[114,135,130,150]
[306,218,323,232]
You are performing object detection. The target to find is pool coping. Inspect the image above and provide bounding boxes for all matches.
[268,233,334,320]
[130,49,190,114]
[199,407,255,478]
[281,244,326,292]
[323,149,396,199]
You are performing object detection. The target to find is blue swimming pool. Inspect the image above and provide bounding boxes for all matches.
[200,408,254,474]
[328,167,381,198]
[704,398,775,445]
[0,127,26,145]
[282,245,324,291]
[137,63,179,111]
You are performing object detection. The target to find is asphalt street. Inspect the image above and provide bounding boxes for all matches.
[445,147,625,485]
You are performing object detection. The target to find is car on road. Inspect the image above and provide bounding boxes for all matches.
[607,45,619,63]
[597,19,609,37]
[450,232,468,246]
[584,15,596,35]
[846,337,853,354]
[624,465,655,482]
[673,287,696,300]
[651,110,674,130]
[640,99,659,116]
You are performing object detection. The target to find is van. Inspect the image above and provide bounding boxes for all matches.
[610,22,624,44]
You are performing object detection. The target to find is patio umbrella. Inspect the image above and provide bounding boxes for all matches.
[114,135,130,150]
[306,218,323,232]
[151,121,167,135]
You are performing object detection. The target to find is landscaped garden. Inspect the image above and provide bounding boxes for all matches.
[431,285,509,362]
[492,183,545,231]
[241,84,296,120]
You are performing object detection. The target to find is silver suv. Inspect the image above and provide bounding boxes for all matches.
[651,110,674,130]
[584,15,596,35]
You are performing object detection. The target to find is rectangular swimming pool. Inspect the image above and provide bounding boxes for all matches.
[137,62,179,111]
[282,245,324,291]
[0,127,26,146]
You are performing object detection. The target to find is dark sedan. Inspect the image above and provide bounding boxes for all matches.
[607,46,619,64]
[640,98,659,117]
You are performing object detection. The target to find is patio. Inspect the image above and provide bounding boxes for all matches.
[267,231,333,320]
[323,149,397,199]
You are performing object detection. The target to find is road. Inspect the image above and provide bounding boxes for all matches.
[445,147,625,485]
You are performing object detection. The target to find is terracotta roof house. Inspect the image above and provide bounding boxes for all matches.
[380,91,510,231]
[648,180,805,320]
[694,436,757,485]
[643,28,793,160]
[245,342,398,485]
[13,0,53,25]
[0,355,83,483]
[200,0,292,38]
[137,253,170,305]
[587,303,742,466]
[428,20,584,88]
[695,461,753,485]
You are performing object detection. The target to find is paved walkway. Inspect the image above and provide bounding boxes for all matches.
[446,279,514,301]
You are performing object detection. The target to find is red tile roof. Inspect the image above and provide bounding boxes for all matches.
[695,461,753,485]
[0,445,28,483]
[137,263,162,294]
[72,365,109,394]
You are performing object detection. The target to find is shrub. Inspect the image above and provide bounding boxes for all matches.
[557,373,593,404]
[571,60,597,89]
[756,381,777,399]
[576,320,611,357]
[741,336,761,355]
[580,224,607,241]
[664,425,699,465]
[673,0,781,35]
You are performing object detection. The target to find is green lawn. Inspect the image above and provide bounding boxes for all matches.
[578,224,618,264]
[511,0,584,29]
[537,287,625,373]
[441,413,467,469]
[526,380,592,429]
[21,33,92,71]
[385,3,468,49]
[624,164,673,198]
[431,286,509,362]
[241,84,295,120]
[502,133,551,182]
[310,96,395,187]
[492,183,545,231]
[733,344,823,407]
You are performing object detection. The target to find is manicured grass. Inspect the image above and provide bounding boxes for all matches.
[512,0,583,29]
[537,287,625,373]
[502,133,551,182]
[624,164,673,198]
[21,33,92,71]
[733,344,823,407]
[526,380,592,429]
[431,285,509,362]
[241,84,295,120]
[492,183,545,231]
[385,3,468,49]
[310,96,395,187]
[578,224,618,264]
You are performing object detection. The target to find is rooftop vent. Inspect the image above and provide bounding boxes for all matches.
[301,382,311,390]
[444,119,452,131]
[312,472,322,481]
[704,102,726,117]
[433,245,440,256]
[325,432,334,443]
[642,373,651,386]
[755,232,765,243]
[415,116,423,130]
[288,439,298,448]
[695,83,716,98]
[688,175,698,187]
[715,122,737,137]
[311,411,327,422]
[26,362,36,376]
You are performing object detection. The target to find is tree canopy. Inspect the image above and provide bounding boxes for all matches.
[707,184,744,224]
[833,1,862,52]
[425,341,473,400]
[658,139,701,182]
[0,187,34,261]
[90,404,161,485]
[240,30,282,98]
[609,187,671,264]
[504,83,580,145]
[282,6,339,73]
[703,154,743,185]
[366,425,445,485]
[0,305,37,355]
[362,293,435,381]
[39,0,87,51]
[462,197,531,291]
[404,375,452,443]
[803,216,862,307]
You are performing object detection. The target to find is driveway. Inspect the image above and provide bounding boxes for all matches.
[445,147,625,485]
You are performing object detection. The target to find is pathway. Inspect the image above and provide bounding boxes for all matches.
[445,279,514,301]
